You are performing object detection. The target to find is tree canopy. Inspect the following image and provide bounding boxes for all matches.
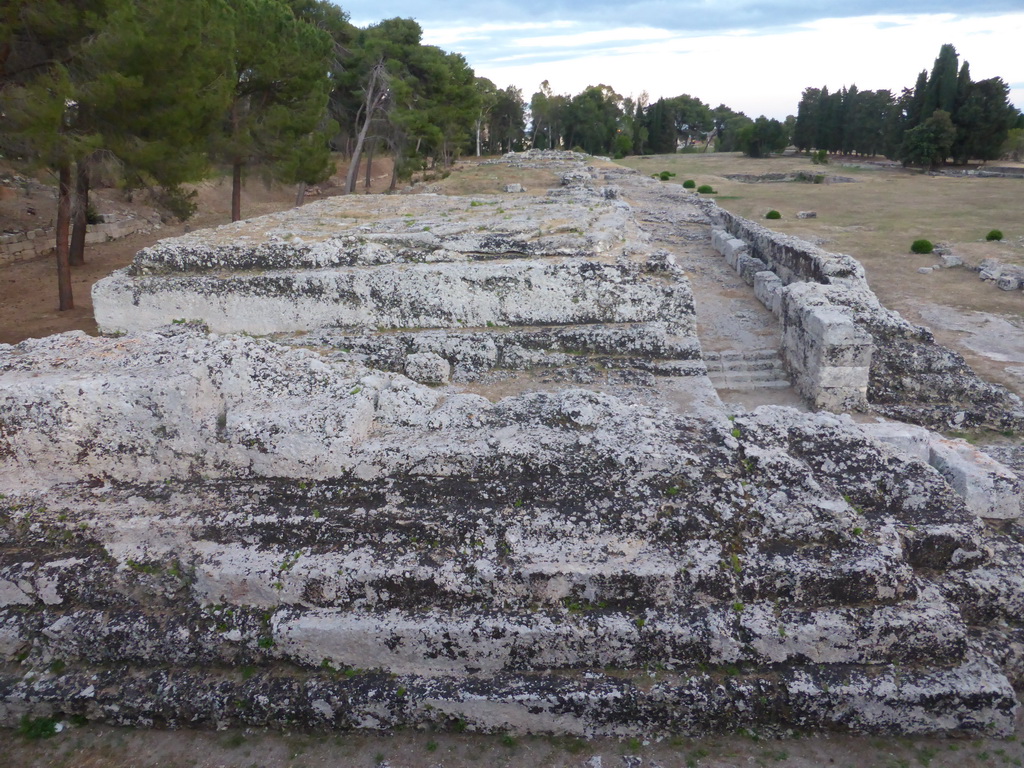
[792,43,1020,167]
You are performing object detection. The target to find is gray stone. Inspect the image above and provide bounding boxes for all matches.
[918,267,933,274]
[503,183,524,193]
[404,352,450,384]
[796,211,817,219]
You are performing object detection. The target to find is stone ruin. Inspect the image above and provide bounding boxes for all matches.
[1,151,1022,738]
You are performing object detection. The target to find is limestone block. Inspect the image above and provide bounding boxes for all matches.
[503,184,524,193]
[710,228,729,254]
[723,238,748,269]
[860,421,932,462]
[796,211,817,219]
[738,254,768,286]
[753,271,783,317]
[404,352,450,384]
[804,307,871,348]
[816,365,871,389]
[928,438,1022,520]
[997,275,1022,291]
[819,342,873,368]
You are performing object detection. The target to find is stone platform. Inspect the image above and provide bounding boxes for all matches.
[1,151,1022,737]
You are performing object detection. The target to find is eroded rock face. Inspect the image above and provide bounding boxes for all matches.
[0,326,1022,736]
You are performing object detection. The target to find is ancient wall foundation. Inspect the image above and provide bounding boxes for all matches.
[0,215,160,267]
[705,202,1024,432]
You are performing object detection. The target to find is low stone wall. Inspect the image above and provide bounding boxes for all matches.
[704,201,1024,431]
[710,228,872,412]
[0,215,159,267]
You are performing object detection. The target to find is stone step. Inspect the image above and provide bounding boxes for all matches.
[0,656,1013,736]
[709,376,792,391]
[5,589,965,674]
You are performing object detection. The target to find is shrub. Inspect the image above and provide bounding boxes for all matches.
[658,171,672,181]
[986,229,1004,241]
[696,184,715,194]
[682,179,696,189]
[18,715,57,740]
[813,174,825,184]
[910,239,934,254]
[765,210,781,220]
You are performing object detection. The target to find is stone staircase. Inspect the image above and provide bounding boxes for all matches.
[704,349,790,391]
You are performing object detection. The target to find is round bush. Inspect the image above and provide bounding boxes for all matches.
[659,171,672,181]
[765,210,781,220]
[986,229,1004,241]
[682,179,696,189]
[696,184,715,194]
[910,239,934,254]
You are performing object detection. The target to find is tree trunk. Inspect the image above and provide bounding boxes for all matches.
[475,119,482,156]
[345,61,387,195]
[231,161,242,222]
[294,181,306,207]
[389,163,399,191]
[364,139,375,189]
[56,163,74,311]
[70,159,90,267]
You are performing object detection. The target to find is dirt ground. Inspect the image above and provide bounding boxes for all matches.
[0,156,398,345]
[5,711,1024,768]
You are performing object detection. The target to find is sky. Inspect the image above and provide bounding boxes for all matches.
[337,1,1024,121]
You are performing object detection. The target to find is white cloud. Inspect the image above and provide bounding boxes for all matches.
[511,26,674,49]
[456,12,1024,118]
[422,20,577,47]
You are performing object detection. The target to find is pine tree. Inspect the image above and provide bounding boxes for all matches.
[922,43,960,116]
[220,0,334,221]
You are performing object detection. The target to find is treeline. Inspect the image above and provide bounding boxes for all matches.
[793,44,1022,167]
[528,84,785,159]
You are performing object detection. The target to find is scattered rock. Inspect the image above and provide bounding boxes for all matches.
[796,211,817,219]
[404,352,451,384]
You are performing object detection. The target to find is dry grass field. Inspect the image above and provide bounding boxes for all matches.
[620,152,1024,394]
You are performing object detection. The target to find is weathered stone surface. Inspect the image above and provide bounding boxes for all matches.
[404,352,451,384]
[0,324,1020,736]
[2,151,1023,739]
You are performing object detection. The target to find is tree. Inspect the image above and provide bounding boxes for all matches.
[738,116,788,158]
[793,87,821,152]
[898,109,956,169]
[72,0,234,256]
[951,77,1016,163]
[1,0,233,308]
[921,44,960,117]
[562,84,622,155]
[220,0,333,220]
[488,85,525,154]
[476,77,499,154]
